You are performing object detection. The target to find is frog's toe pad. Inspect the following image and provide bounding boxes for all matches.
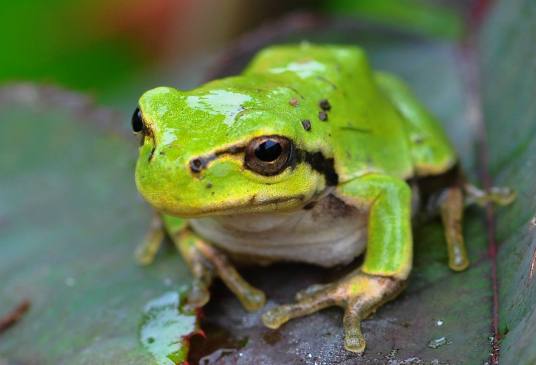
[343,304,367,353]
[183,284,211,312]
[240,287,266,312]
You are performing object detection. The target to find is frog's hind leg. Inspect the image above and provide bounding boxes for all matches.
[438,186,469,271]
[437,181,516,272]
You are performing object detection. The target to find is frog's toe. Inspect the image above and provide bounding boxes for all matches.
[262,271,406,353]
[343,303,366,353]
[262,289,336,329]
[464,183,516,207]
[489,186,516,205]
[239,286,266,312]
[183,281,211,312]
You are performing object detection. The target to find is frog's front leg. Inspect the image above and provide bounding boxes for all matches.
[135,213,168,265]
[159,215,266,312]
[262,174,412,353]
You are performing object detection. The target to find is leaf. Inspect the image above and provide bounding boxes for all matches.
[0,85,197,365]
[479,0,536,363]
[1,1,535,363]
[324,0,465,39]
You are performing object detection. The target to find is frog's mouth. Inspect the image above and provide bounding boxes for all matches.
[162,194,308,218]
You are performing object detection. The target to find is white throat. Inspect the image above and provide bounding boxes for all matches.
[190,194,368,267]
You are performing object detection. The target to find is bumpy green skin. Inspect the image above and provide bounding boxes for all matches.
[134,43,461,352]
[135,43,456,278]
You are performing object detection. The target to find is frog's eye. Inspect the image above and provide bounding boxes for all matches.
[245,136,292,176]
[131,107,145,134]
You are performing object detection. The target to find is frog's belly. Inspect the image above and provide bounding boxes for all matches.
[189,195,368,267]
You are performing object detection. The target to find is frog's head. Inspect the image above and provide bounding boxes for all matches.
[133,81,337,217]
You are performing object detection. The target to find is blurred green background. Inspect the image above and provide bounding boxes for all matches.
[0,0,468,109]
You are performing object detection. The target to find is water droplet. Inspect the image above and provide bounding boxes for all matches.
[427,336,448,349]
[140,291,197,365]
[435,319,444,327]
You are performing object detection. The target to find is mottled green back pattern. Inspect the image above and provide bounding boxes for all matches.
[136,43,458,217]
[246,43,456,181]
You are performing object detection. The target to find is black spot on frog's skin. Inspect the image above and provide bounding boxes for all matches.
[319,99,331,111]
[206,183,213,189]
[318,111,328,121]
[412,134,425,144]
[301,119,312,131]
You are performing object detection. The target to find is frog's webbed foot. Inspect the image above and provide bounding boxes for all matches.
[174,227,266,312]
[262,270,405,353]
[464,183,516,207]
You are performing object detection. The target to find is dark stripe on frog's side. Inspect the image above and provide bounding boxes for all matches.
[295,149,339,187]
[189,139,339,187]
[189,145,246,173]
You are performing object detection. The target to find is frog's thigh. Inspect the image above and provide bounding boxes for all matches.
[338,173,413,279]
[162,216,266,312]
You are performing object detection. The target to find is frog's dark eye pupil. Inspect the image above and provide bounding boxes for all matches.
[255,140,282,162]
[131,107,144,133]
[245,136,292,176]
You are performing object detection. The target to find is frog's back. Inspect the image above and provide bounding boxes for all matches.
[244,43,456,182]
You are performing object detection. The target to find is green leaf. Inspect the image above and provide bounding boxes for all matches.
[479,0,536,363]
[0,85,197,365]
[1,0,535,363]
[324,0,465,39]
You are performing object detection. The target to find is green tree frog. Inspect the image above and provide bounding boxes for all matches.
[132,43,514,353]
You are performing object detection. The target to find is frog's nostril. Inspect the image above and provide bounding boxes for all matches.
[189,158,206,173]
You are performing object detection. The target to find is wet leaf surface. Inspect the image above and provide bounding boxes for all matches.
[0,85,196,365]
[1,1,535,363]
[479,0,536,364]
